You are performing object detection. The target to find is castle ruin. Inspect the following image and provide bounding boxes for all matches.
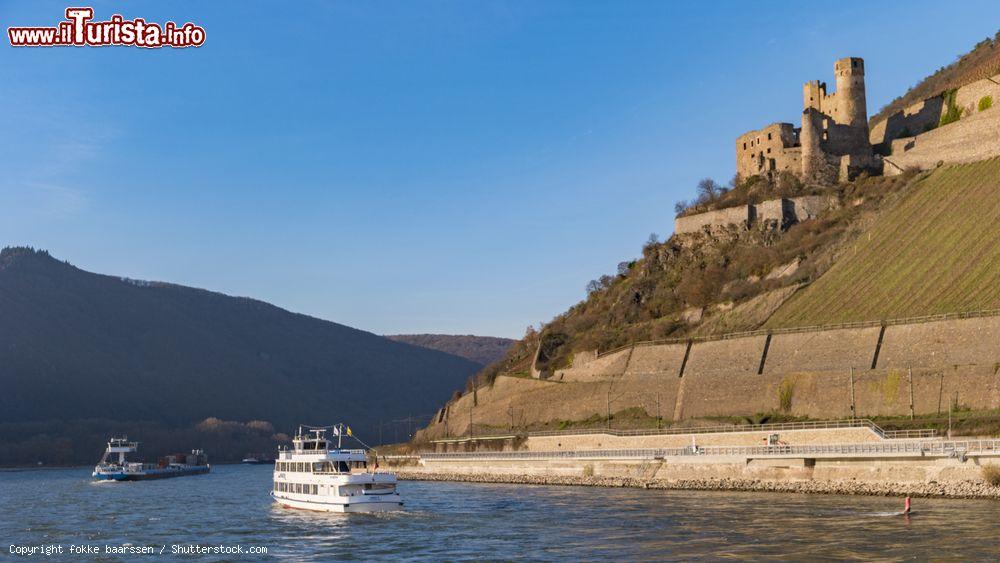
[737,57,880,184]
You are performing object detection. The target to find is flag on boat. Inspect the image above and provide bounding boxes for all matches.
[332,427,340,436]
[346,427,353,437]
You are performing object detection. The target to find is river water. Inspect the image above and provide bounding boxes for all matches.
[2,465,998,560]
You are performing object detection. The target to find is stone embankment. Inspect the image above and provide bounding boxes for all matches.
[397,471,1000,500]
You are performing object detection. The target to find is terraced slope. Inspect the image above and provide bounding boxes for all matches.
[766,158,1000,327]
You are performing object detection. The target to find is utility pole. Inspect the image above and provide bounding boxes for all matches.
[656,393,661,430]
[469,404,474,437]
[607,378,616,430]
[607,389,612,429]
[507,405,514,431]
[948,401,953,439]
[849,367,856,420]
[907,365,915,420]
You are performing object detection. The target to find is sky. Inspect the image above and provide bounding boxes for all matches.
[0,1,996,338]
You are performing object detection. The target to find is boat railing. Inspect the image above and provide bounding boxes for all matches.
[289,448,367,455]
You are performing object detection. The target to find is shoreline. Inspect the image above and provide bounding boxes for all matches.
[396,471,1000,500]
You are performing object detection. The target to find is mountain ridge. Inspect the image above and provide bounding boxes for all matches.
[386,334,515,367]
[0,247,480,463]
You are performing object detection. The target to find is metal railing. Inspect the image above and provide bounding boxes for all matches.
[527,418,876,438]
[419,438,1000,462]
[445,419,936,442]
[595,309,1000,358]
[882,428,938,439]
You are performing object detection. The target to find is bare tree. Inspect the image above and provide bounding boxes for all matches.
[586,279,601,295]
[696,178,722,204]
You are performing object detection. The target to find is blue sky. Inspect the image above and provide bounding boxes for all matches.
[1,1,996,338]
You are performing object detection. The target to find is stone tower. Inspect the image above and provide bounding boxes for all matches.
[803,80,827,113]
[834,57,867,129]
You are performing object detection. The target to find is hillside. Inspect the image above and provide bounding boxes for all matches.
[0,248,480,464]
[416,159,999,440]
[486,172,921,379]
[767,158,1000,326]
[386,334,514,367]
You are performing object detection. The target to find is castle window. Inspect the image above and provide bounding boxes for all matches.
[767,148,771,153]
[822,131,828,141]
[767,133,772,140]
[743,142,747,150]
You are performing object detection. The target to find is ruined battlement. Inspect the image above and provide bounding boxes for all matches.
[674,195,836,235]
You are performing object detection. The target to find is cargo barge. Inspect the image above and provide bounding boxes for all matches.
[92,437,210,481]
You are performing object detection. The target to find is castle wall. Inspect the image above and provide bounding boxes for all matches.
[870,73,1000,149]
[882,106,1000,175]
[676,195,836,235]
[870,97,944,148]
[674,205,750,235]
[752,199,785,226]
[954,75,1000,116]
[736,123,800,180]
[789,195,836,220]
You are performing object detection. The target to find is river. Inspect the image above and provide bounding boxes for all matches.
[2,465,998,560]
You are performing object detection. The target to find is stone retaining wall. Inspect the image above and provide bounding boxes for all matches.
[421,316,999,439]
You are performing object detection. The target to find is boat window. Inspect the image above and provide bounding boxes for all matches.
[337,461,350,472]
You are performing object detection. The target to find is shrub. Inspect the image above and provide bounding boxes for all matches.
[939,89,963,126]
[983,464,1000,487]
[778,379,795,413]
[979,95,993,112]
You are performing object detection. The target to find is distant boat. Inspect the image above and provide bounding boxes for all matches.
[241,454,274,465]
[272,424,403,513]
[92,437,210,481]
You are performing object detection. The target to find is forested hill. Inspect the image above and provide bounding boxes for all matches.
[0,247,480,463]
[386,334,514,366]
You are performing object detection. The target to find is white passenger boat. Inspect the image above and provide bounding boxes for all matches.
[271,424,403,513]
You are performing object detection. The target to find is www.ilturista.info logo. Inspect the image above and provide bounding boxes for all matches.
[8,7,205,48]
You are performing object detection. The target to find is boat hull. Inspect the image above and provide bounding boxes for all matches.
[93,465,210,481]
[271,492,403,513]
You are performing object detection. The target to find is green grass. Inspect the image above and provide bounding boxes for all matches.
[767,158,1000,327]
